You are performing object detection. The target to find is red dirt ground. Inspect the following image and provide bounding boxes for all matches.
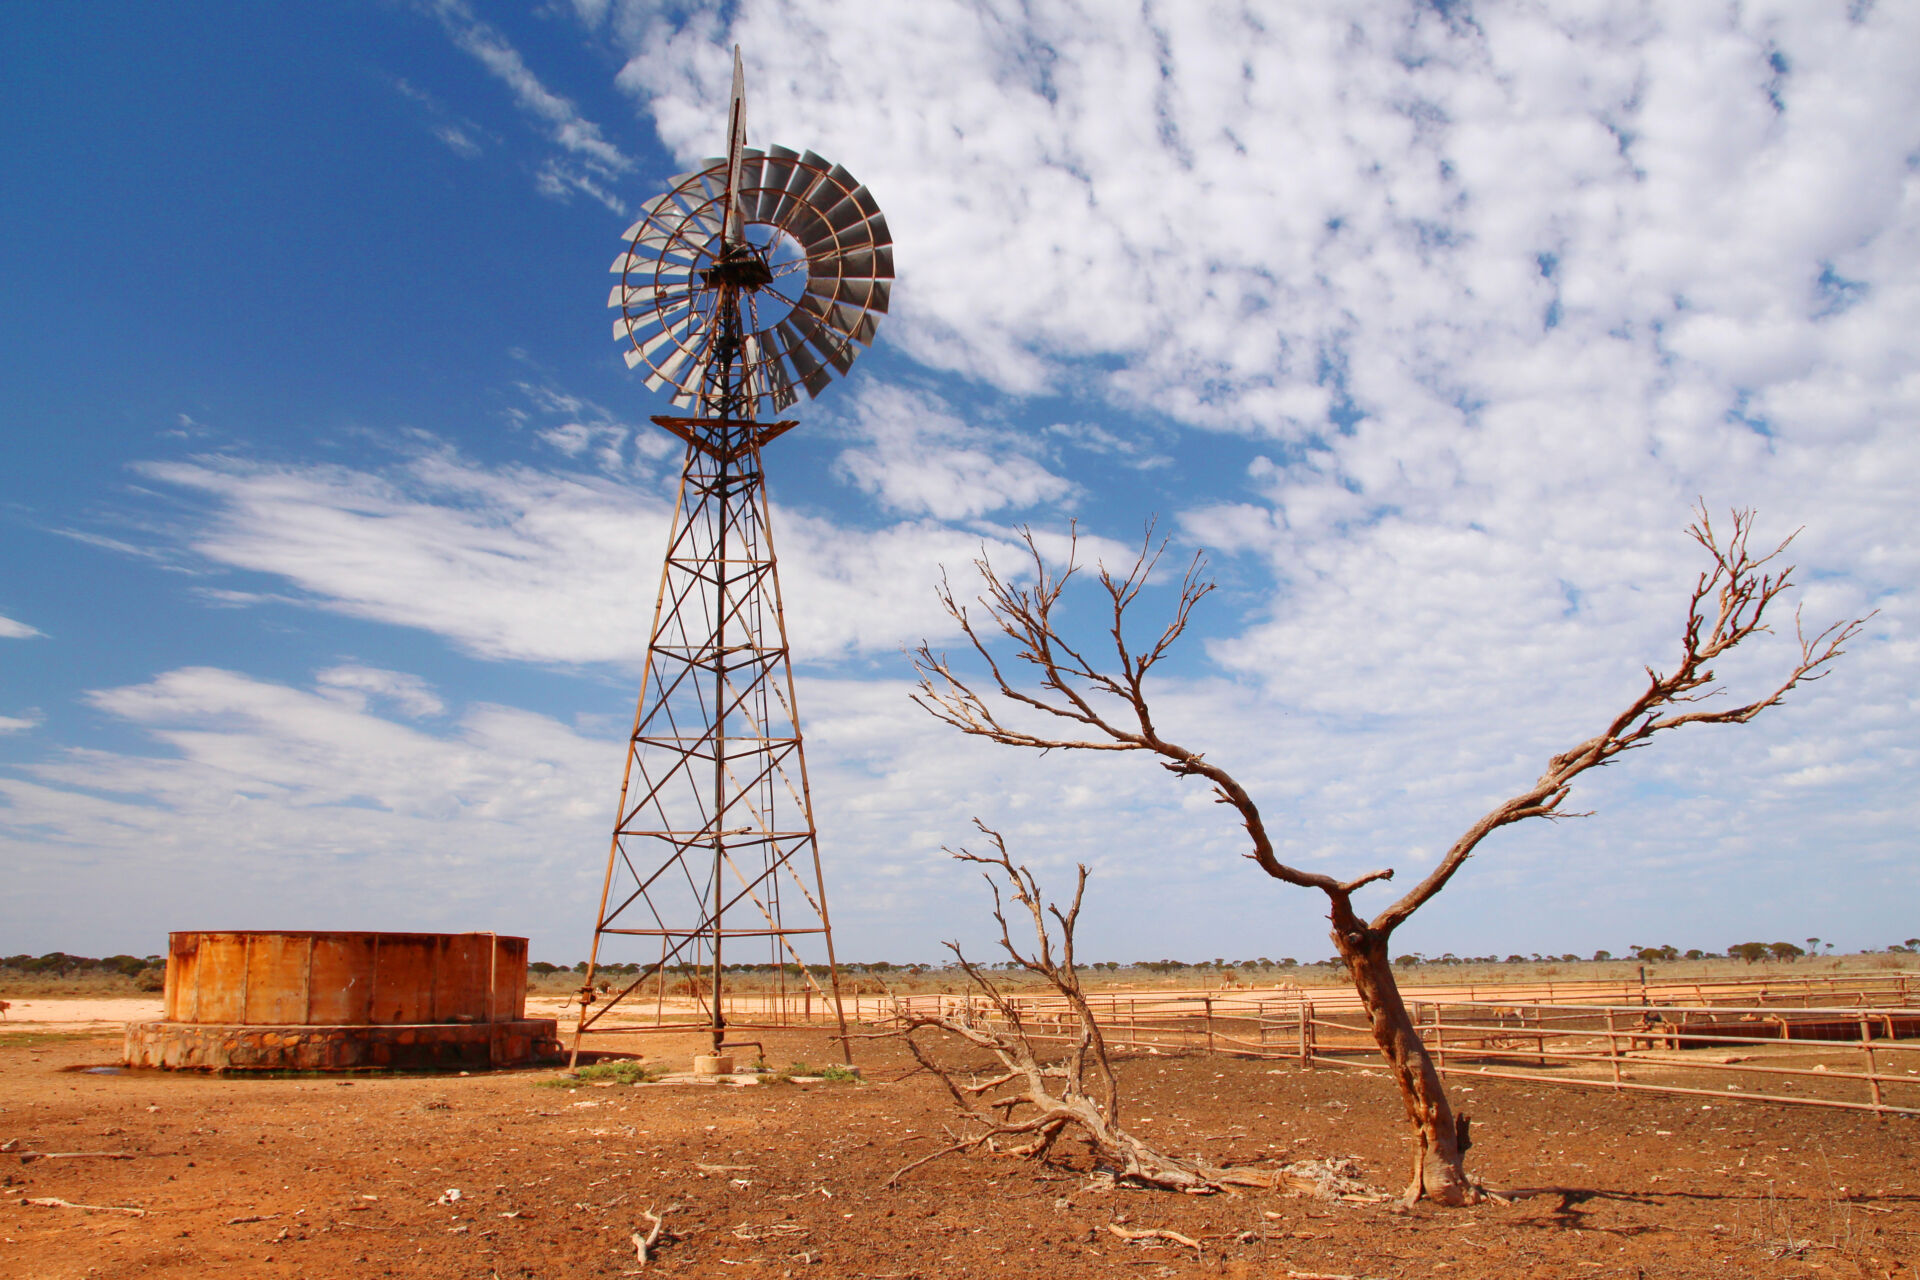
[3,1021,1917,1280]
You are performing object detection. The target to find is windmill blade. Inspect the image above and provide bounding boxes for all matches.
[613,302,695,345]
[822,191,877,240]
[645,337,704,392]
[750,145,799,222]
[665,192,725,242]
[794,292,877,351]
[795,207,889,257]
[805,274,892,316]
[804,244,889,286]
[764,150,834,232]
[821,162,859,201]
[620,191,680,241]
[612,249,698,275]
[756,350,797,411]
[743,333,796,413]
[815,181,877,235]
[775,320,834,398]
[610,280,696,310]
[788,306,855,375]
[622,307,695,353]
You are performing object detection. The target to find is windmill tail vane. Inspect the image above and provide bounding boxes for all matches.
[573,47,891,1064]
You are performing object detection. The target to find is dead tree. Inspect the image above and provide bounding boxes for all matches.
[891,822,1269,1193]
[912,508,1870,1205]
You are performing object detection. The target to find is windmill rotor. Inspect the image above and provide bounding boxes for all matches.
[611,130,894,414]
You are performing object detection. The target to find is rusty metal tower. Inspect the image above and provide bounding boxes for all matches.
[572,49,892,1062]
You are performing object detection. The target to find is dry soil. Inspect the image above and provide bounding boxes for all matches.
[2,1009,1916,1279]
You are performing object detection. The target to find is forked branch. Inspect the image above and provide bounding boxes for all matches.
[1365,504,1874,937]
[911,525,1380,897]
[890,823,1270,1194]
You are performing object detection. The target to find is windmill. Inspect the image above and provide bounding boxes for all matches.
[571,49,892,1064]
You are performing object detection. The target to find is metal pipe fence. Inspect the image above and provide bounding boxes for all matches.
[874,975,1920,1117]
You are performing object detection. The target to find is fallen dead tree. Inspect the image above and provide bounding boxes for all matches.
[890,824,1273,1194]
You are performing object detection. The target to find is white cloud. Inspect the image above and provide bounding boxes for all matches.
[124,438,1073,667]
[0,615,43,639]
[1,667,612,952]
[425,0,636,211]
[19,3,1918,961]
[0,714,40,733]
[588,4,1920,962]
[316,666,447,718]
[136,447,672,666]
[390,75,489,159]
[831,384,1077,520]
[8,640,1910,963]
[515,381,678,475]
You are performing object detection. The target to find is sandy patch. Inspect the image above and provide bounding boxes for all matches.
[0,997,164,1032]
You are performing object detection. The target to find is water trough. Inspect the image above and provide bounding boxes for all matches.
[124,931,559,1071]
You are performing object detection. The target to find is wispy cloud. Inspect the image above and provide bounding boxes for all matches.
[316,665,447,719]
[120,437,1048,667]
[0,713,40,733]
[0,614,44,640]
[423,0,635,211]
[513,381,677,476]
[390,75,489,159]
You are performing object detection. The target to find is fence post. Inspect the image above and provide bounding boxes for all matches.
[1859,1013,1883,1111]
[1300,1000,1315,1069]
[1605,1008,1622,1091]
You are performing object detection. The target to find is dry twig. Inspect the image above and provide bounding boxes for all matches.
[1105,1222,1202,1252]
[629,1207,665,1268]
[26,1196,146,1216]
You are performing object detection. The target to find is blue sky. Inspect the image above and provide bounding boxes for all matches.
[3,1,1915,966]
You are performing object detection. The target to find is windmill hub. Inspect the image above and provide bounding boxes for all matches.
[701,250,775,290]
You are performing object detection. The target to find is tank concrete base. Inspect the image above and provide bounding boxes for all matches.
[124,1018,560,1072]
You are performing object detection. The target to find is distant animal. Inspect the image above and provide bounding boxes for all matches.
[0,1000,10,1018]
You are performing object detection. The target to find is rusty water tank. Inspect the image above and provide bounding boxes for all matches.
[124,931,560,1071]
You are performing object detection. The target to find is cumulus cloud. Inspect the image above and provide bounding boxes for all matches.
[17,3,1915,960]
[584,5,1920,950]
[1,667,612,951]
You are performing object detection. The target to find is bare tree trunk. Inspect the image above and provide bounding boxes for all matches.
[1331,908,1473,1205]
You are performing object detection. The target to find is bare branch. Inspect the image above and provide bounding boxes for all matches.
[1369,504,1874,936]
[889,826,1272,1193]
[911,524,1348,895]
